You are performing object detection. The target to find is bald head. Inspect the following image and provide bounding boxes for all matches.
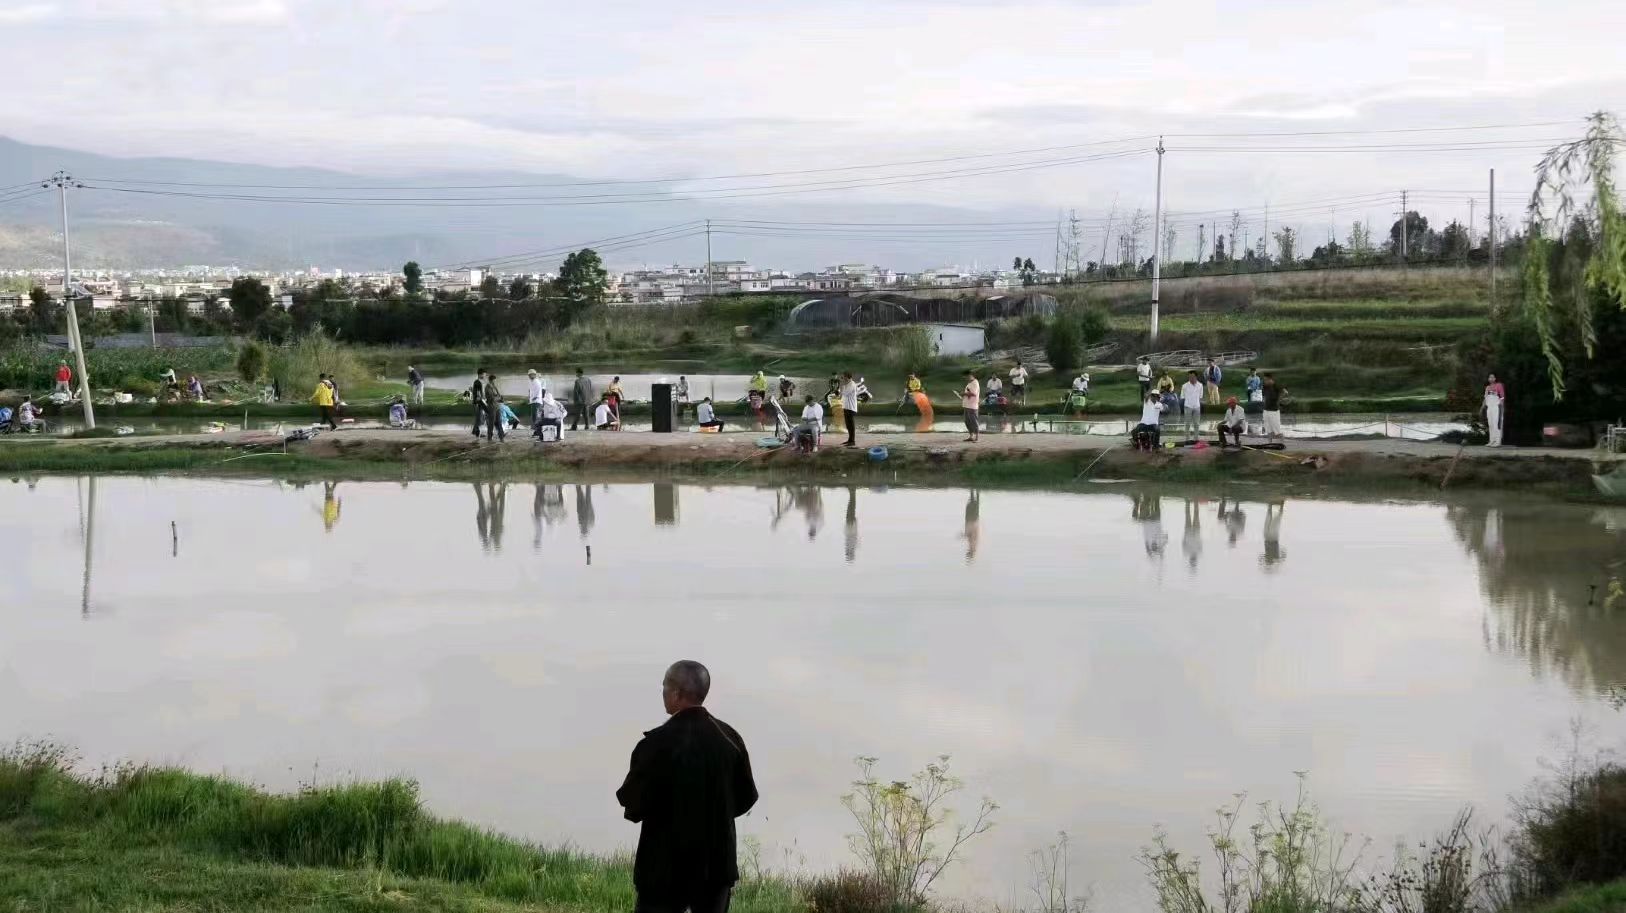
[662,660,711,714]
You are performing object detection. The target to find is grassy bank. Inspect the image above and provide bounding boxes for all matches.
[0,746,799,913]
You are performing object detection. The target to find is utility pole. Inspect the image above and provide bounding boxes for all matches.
[1098,194,1117,279]
[1150,136,1164,344]
[704,219,713,299]
[1067,209,1082,277]
[1195,223,1206,264]
[1400,189,1409,260]
[149,305,158,347]
[1053,212,1063,275]
[50,171,95,429]
[1488,169,1497,310]
[1262,201,1269,262]
[1468,198,1476,248]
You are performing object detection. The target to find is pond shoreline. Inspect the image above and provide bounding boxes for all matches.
[0,427,1601,498]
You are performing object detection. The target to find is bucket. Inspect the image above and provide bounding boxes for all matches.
[867,445,889,462]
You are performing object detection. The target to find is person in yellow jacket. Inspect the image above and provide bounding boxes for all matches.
[905,372,932,419]
[310,373,338,430]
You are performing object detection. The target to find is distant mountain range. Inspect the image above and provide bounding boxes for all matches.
[0,137,1053,273]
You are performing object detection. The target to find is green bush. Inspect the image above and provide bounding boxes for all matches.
[802,871,915,913]
[1511,765,1626,900]
[1046,319,1081,373]
[268,330,365,400]
[236,341,268,384]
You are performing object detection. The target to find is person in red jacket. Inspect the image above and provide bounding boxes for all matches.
[53,362,72,395]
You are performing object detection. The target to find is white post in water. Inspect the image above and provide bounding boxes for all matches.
[1150,136,1164,345]
[52,171,95,429]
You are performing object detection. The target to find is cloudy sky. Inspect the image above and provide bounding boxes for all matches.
[2,0,1623,264]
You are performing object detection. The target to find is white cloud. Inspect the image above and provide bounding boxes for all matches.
[0,3,57,22]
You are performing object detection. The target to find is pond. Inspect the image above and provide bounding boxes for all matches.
[3,478,1622,910]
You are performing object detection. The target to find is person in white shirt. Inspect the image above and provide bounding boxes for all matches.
[840,372,859,447]
[1179,372,1205,441]
[696,397,724,431]
[1134,392,1165,450]
[1216,397,1248,448]
[1136,358,1152,397]
[1008,361,1029,405]
[959,369,981,442]
[797,395,823,449]
[676,375,690,416]
[593,399,614,430]
[536,390,566,440]
[527,369,547,428]
[1072,373,1089,393]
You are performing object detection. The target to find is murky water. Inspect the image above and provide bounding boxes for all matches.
[2,479,1621,909]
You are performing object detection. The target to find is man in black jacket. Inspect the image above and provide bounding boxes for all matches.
[617,660,758,913]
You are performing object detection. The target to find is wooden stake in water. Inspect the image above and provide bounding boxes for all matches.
[171,521,178,557]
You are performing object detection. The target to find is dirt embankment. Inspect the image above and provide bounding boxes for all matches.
[7,428,1597,496]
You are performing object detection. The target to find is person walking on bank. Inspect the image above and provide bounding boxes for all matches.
[311,373,338,430]
[1137,357,1152,398]
[407,364,425,405]
[840,372,859,447]
[1205,358,1223,406]
[1483,373,1506,447]
[617,660,758,913]
[569,367,595,432]
[483,371,506,442]
[1180,371,1205,442]
[54,361,72,396]
[959,369,981,443]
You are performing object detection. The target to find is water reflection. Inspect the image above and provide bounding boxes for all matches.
[963,489,980,564]
[1451,502,1626,693]
[322,482,342,533]
[9,477,1625,910]
[1262,500,1286,569]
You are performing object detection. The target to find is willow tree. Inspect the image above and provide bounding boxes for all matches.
[1523,111,1626,399]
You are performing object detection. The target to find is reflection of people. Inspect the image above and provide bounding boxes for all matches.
[616,660,758,913]
[1261,500,1286,569]
[1182,499,1202,570]
[962,489,980,563]
[321,482,341,532]
[843,486,858,562]
[796,486,825,541]
[575,484,595,540]
[1133,492,1167,560]
[1218,498,1247,547]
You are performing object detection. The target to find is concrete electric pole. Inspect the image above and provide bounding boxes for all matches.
[49,171,95,429]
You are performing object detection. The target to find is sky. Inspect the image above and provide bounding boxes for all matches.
[1,0,1623,266]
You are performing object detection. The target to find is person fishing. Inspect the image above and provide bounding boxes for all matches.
[536,389,566,441]
[840,372,859,447]
[53,361,72,395]
[1137,357,1152,397]
[527,369,547,429]
[1216,397,1247,448]
[483,372,506,442]
[1008,360,1029,406]
[388,395,410,428]
[905,372,932,418]
[498,397,521,432]
[594,397,616,431]
[797,394,823,450]
[959,369,981,443]
[1483,372,1506,447]
[407,364,425,405]
[1179,371,1204,442]
[696,396,724,431]
[569,368,595,431]
[310,373,338,430]
[605,375,625,426]
[750,370,769,399]
[1261,372,1287,444]
[676,375,690,416]
[1133,390,1165,450]
[1205,358,1223,405]
[777,374,795,400]
[470,369,488,437]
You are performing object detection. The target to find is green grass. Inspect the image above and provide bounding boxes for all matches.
[1109,312,1487,334]
[1521,880,1626,912]
[0,745,805,913]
